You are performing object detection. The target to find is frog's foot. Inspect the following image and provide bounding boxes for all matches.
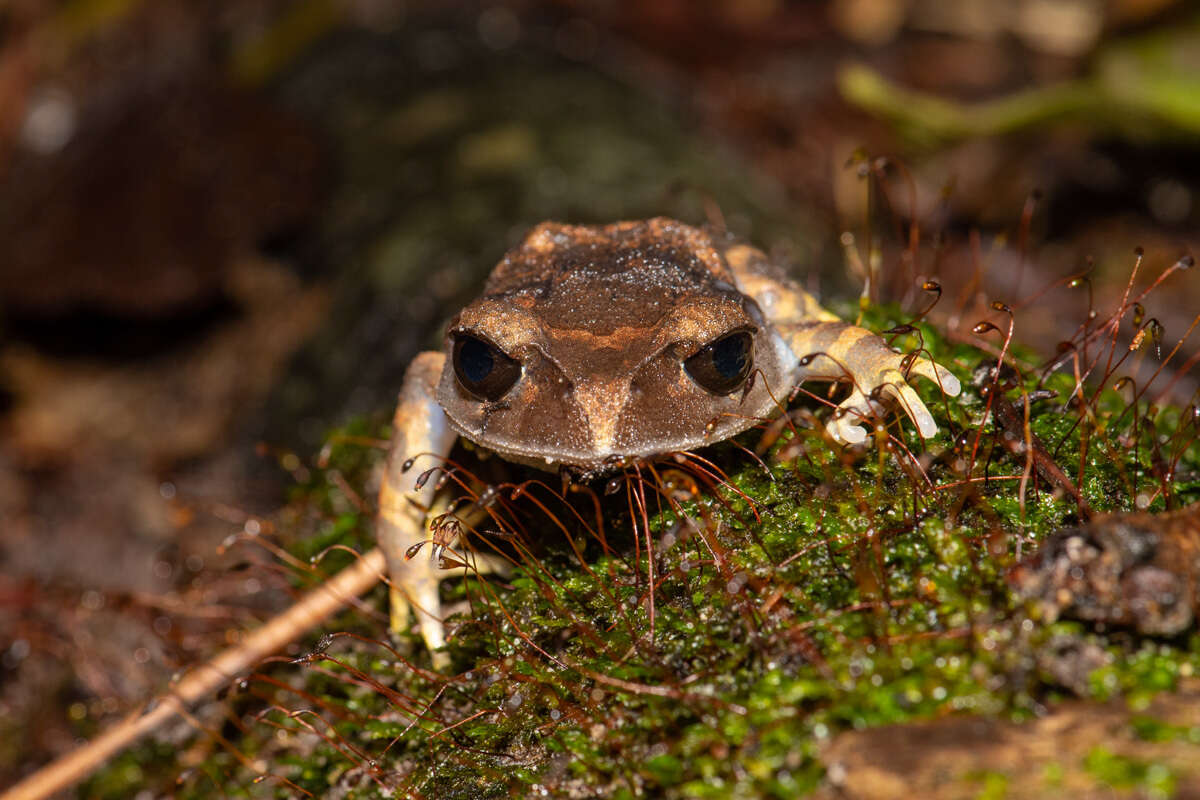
[782,319,960,445]
[382,483,513,667]
[385,535,512,671]
[386,541,510,638]
[826,357,961,445]
[386,546,445,648]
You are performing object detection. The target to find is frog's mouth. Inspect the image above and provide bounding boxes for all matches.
[435,313,795,471]
[440,413,740,476]
[438,379,780,474]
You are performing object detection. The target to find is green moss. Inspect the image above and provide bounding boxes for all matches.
[969,771,1010,800]
[1083,747,1177,797]
[83,297,1200,798]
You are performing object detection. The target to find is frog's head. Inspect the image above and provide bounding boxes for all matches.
[436,218,792,470]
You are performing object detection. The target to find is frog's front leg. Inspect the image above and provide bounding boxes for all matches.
[722,243,960,444]
[781,319,961,444]
[378,351,459,655]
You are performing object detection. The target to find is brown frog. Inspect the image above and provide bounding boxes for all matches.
[378,218,960,656]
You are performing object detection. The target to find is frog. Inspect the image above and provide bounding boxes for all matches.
[377,217,960,657]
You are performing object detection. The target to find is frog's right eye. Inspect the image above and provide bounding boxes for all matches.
[684,330,753,395]
[452,334,522,401]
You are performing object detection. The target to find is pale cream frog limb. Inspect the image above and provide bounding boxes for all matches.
[722,242,960,444]
[379,218,961,658]
[377,351,457,652]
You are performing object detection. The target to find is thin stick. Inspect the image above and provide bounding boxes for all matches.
[3,547,387,800]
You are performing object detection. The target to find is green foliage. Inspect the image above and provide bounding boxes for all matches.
[840,16,1200,146]
[1084,747,1176,797]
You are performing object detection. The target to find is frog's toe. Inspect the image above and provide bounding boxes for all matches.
[828,361,955,443]
[892,388,936,438]
[388,585,411,637]
[387,551,447,655]
[881,376,939,440]
[830,415,869,444]
[908,357,961,397]
[828,388,877,444]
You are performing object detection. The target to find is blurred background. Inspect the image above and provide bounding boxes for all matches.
[2,0,1199,785]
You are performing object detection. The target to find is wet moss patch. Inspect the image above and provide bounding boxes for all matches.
[83,301,1200,798]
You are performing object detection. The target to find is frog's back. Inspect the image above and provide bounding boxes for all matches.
[482,218,744,335]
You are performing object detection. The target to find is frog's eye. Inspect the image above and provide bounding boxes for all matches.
[452,334,522,401]
[684,330,753,395]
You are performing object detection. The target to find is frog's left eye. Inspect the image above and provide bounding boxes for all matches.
[452,334,522,401]
[684,330,753,395]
